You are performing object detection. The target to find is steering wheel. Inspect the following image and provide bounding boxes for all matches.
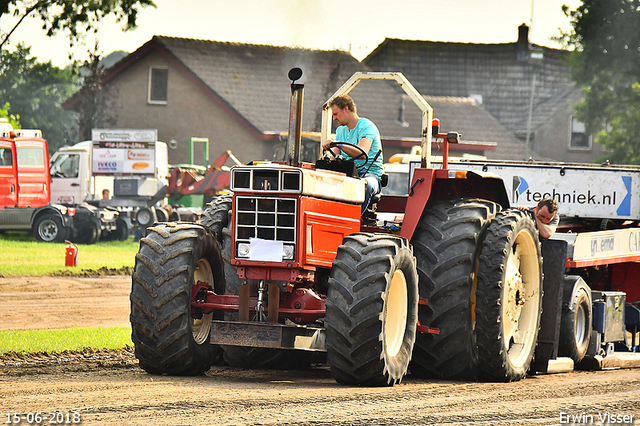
[326,142,369,167]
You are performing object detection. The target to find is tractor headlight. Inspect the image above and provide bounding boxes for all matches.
[283,244,295,261]
[237,243,251,258]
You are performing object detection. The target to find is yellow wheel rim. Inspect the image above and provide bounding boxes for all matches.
[385,269,408,357]
[502,228,541,367]
[192,258,214,345]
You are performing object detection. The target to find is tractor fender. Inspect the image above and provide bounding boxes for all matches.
[400,169,510,241]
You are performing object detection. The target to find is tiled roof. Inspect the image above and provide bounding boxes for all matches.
[363,36,574,136]
[154,36,523,156]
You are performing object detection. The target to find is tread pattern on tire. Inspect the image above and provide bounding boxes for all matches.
[130,222,223,376]
[410,198,499,380]
[199,196,243,294]
[475,209,543,382]
[200,195,232,238]
[325,233,419,386]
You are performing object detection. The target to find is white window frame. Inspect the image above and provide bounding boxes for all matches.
[568,116,592,151]
[148,67,168,105]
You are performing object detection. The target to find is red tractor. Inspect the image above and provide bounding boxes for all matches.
[130,69,541,385]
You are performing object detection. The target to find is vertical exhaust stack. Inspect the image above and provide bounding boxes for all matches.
[287,68,304,167]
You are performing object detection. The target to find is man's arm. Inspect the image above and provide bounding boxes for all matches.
[341,137,371,158]
[536,216,557,239]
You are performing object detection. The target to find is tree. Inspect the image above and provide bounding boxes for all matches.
[559,0,640,163]
[594,83,640,164]
[0,102,21,129]
[76,42,119,141]
[1,0,156,50]
[0,44,79,151]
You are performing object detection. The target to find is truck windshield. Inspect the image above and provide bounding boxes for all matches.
[0,148,12,166]
[50,153,79,178]
[17,147,45,167]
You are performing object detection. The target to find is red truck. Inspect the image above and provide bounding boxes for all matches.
[0,120,75,242]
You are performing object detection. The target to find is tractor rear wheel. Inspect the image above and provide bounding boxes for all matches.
[130,223,225,375]
[559,276,592,363]
[475,209,543,382]
[326,233,418,386]
[410,198,500,380]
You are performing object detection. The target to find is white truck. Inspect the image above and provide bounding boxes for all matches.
[49,129,169,242]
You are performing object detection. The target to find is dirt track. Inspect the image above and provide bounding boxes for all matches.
[1,275,639,425]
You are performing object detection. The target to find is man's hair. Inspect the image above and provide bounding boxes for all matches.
[538,198,558,214]
[329,94,357,113]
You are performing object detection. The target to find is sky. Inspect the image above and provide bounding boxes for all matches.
[1,0,582,67]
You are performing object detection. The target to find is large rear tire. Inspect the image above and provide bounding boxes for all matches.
[130,223,226,375]
[410,198,500,380]
[559,276,592,363]
[475,209,543,382]
[326,233,419,386]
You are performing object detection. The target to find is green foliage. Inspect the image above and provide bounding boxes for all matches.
[0,232,138,277]
[1,0,156,50]
[0,102,21,128]
[0,45,79,152]
[0,327,132,355]
[559,0,640,163]
[595,83,640,164]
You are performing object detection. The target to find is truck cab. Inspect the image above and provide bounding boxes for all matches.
[0,120,74,243]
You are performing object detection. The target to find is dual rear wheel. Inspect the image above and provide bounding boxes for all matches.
[410,199,543,382]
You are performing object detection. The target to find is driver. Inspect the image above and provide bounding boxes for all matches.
[322,94,383,216]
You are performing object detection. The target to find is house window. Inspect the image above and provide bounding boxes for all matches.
[569,116,591,150]
[148,68,168,104]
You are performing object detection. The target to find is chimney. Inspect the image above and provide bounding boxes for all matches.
[516,23,530,61]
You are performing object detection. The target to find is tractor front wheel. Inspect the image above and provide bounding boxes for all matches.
[130,223,225,375]
[325,233,418,386]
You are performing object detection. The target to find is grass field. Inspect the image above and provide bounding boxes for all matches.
[0,231,139,276]
[0,327,132,355]
[0,232,138,355]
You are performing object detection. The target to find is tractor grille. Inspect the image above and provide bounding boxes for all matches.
[235,196,297,260]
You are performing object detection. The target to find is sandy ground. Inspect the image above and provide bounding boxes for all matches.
[0,276,131,331]
[1,275,639,426]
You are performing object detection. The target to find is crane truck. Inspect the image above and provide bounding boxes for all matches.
[129,69,638,386]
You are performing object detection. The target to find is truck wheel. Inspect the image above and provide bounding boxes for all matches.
[130,223,226,375]
[155,207,169,223]
[559,276,592,363]
[75,220,100,245]
[136,207,156,228]
[475,209,543,382]
[33,214,68,243]
[410,198,500,380]
[326,233,419,386]
[115,219,129,241]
